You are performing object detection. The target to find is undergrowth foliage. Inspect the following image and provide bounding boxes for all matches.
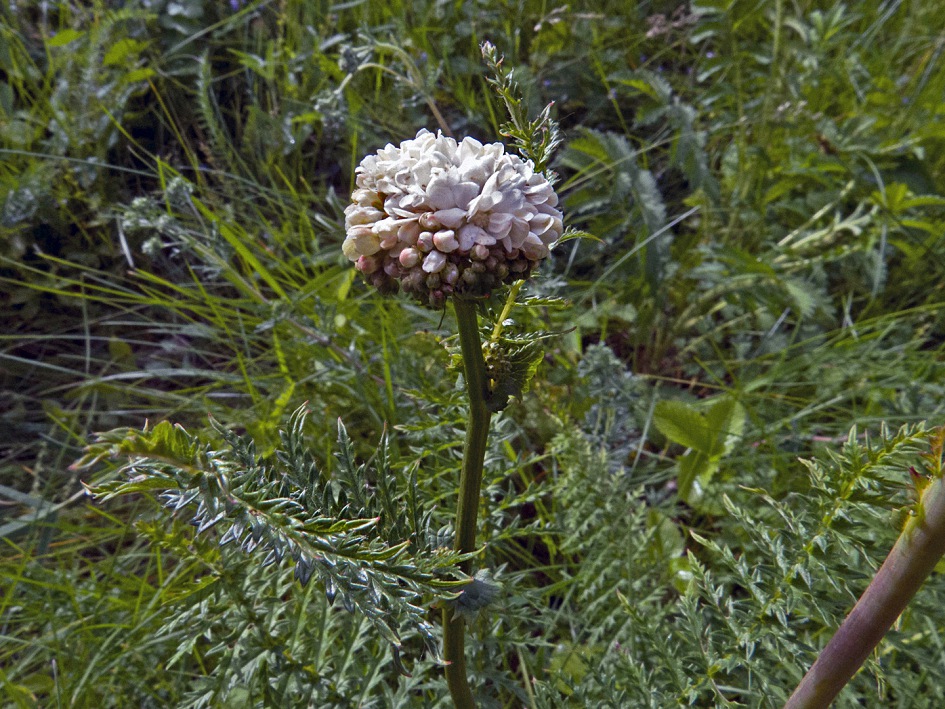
[533,415,943,707]
[78,406,466,671]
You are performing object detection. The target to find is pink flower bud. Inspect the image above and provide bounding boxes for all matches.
[417,231,435,253]
[419,212,439,230]
[399,247,421,268]
[356,255,380,274]
[433,230,459,253]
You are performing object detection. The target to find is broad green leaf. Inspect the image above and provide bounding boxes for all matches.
[46,29,83,48]
[653,399,713,453]
[704,396,746,457]
[645,508,685,563]
[677,449,717,505]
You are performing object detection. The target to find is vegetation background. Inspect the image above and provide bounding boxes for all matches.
[3,0,945,706]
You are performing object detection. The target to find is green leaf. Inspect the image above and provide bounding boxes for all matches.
[653,400,714,453]
[658,396,744,505]
[704,396,746,457]
[486,338,545,412]
[552,229,602,249]
[46,29,84,48]
[103,39,148,67]
[645,508,685,562]
[677,449,717,504]
[123,67,156,83]
[613,77,661,99]
[549,642,596,696]
[128,420,200,464]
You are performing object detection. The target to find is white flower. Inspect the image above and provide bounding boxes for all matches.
[343,128,563,307]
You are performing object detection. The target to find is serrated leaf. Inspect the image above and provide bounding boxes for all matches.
[126,422,198,467]
[552,229,602,249]
[630,166,666,236]
[653,400,714,453]
[487,339,545,412]
[613,77,662,99]
[76,406,464,667]
[518,295,571,309]
[103,38,148,67]
[783,279,817,318]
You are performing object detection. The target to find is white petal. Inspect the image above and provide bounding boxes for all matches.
[487,212,514,238]
[530,213,554,235]
[376,176,399,193]
[480,172,500,200]
[351,188,376,205]
[398,221,421,244]
[458,224,487,251]
[426,175,455,210]
[524,180,553,199]
[432,150,455,168]
[457,136,484,164]
[399,193,426,210]
[521,234,547,259]
[353,229,381,256]
[346,205,384,223]
[451,181,481,209]
[388,207,417,219]
[474,230,496,246]
[372,217,400,238]
[508,218,530,248]
[422,250,447,273]
[342,238,360,261]
[434,208,467,228]
[459,158,490,185]
[412,161,432,186]
[541,216,564,244]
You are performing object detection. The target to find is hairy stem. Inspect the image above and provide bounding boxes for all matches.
[785,474,945,708]
[443,296,492,709]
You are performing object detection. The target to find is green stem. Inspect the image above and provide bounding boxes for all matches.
[785,474,945,708]
[491,281,523,341]
[443,296,492,709]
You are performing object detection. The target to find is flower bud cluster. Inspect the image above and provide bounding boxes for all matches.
[343,129,563,307]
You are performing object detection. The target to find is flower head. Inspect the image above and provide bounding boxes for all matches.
[343,129,563,308]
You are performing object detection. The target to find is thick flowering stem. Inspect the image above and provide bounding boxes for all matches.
[443,296,492,709]
[785,474,945,708]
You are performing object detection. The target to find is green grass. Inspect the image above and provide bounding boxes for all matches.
[3,0,945,706]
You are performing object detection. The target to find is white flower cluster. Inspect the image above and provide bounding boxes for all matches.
[343,129,563,307]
